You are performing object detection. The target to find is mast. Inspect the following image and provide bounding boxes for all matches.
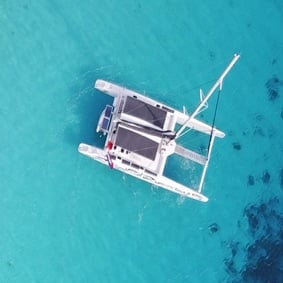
[175,53,240,140]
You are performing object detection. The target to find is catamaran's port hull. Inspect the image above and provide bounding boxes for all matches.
[95,79,225,139]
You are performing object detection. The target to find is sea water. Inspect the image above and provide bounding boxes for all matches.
[0,1,282,282]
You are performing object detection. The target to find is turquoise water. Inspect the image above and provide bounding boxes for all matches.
[1,1,282,282]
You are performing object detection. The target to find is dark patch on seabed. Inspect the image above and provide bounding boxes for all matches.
[265,75,283,101]
[223,241,240,275]
[232,142,241,150]
[261,170,271,184]
[208,223,219,234]
[280,168,283,189]
[247,175,254,186]
[225,198,283,283]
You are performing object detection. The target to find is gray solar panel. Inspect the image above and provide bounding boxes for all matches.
[123,97,166,128]
[105,105,113,118]
[115,126,159,161]
[102,117,110,131]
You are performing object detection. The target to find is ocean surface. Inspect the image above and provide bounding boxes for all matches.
[0,1,282,282]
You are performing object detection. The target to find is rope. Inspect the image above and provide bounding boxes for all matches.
[207,88,221,152]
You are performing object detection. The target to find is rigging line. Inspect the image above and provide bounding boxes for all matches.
[207,88,221,152]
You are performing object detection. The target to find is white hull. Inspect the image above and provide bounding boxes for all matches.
[95,79,225,138]
[78,143,208,202]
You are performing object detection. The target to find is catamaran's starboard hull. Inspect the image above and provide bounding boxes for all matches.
[78,143,208,202]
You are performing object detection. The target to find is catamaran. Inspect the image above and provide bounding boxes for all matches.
[78,54,240,202]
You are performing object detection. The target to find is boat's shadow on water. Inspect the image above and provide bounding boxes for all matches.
[65,67,113,148]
